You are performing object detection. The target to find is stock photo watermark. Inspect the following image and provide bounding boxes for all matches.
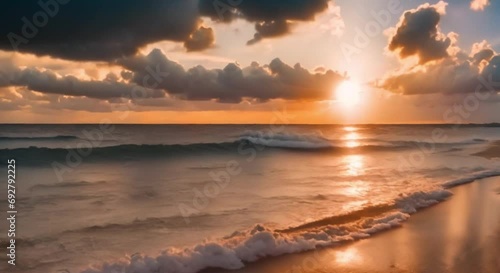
[5,159,17,266]
[396,73,500,175]
[341,0,404,62]
[7,0,71,50]
[213,0,243,21]
[178,108,295,224]
[51,66,170,181]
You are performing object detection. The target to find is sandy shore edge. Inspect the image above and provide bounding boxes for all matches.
[215,176,500,273]
[474,140,500,159]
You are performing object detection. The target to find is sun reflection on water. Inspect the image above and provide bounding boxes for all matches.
[344,132,359,140]
[335,248,361,264]
[340,154,370,197]
[345,141,360,148]
[343,126,358,132]
[342,127,361,148]
[343,154,364,176]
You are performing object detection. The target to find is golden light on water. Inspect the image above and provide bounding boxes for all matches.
[345,141,360,148]
[343,126,358,132]
[344,132,359,140]
[341,154,370,198]
[335,248,361,264]
[342,126,361,148]
[344,154,364,176]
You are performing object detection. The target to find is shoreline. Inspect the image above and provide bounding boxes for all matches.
[473,140,500,159]
[214,176,500,273]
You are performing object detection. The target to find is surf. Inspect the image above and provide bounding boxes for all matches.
[79,169,500,273]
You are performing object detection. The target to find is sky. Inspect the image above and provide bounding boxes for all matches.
[0,0,499,124]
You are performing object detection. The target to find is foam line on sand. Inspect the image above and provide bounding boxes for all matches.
[218,176,500,273]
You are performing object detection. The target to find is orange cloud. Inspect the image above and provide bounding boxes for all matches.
[470,0,490,11]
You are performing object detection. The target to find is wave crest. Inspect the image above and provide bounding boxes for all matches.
[81,184,467,273]
[82,211,410,273]
[239,131,332,149]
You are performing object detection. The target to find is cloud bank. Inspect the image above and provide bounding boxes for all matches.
[0,0,336,61]
[379,2,500,96]
[0,49,345,107]
[118,49,344,103]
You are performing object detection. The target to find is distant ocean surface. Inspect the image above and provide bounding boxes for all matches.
[0,124,499,273]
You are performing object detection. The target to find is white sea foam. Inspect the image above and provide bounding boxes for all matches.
[81,210,411,273]
[394,170,500,213]
[442,169,500,188]
[81,170,500,273]
[395,189,453,214]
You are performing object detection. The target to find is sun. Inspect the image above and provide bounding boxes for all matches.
[335,80,362,106]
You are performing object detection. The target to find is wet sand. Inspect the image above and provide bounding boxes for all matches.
[474,141,500,159]
[218,177,500,273]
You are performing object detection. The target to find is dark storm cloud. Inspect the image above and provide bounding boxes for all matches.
[199,0,330,22]
[247,21,290,45]
[184,27,216,52]
[1,0,335,60]
[199,0,330,45]
[388,2,451,64]
[118,49,344,103]
[0,0,203,60]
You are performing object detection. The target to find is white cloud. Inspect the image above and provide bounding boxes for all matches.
[470,0,490,11]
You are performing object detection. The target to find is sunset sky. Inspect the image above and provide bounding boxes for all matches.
[1,0,499,124]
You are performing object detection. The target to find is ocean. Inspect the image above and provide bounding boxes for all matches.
[0,124,499,273]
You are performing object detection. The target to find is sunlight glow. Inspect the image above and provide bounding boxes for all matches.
[344,155,364,176]
[335,80,362,106]
[345,141,360,148]
[343,129,361,148]
[335,248,361,264]
[340,155,370,198]
[343,126,358,132]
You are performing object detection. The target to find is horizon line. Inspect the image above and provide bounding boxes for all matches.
[1,123,500,126]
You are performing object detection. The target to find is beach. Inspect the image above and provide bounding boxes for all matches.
[2,0,500,272]
[475,141,500,159]
[1,124,499,273]
[218,176,500,273]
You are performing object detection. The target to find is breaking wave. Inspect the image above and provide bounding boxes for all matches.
[239,132,332,149]
[442,169,500,188]
[81,211,410,273]
[0,142,394,166]
[80,169,500,273]
[0,132,490,165]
